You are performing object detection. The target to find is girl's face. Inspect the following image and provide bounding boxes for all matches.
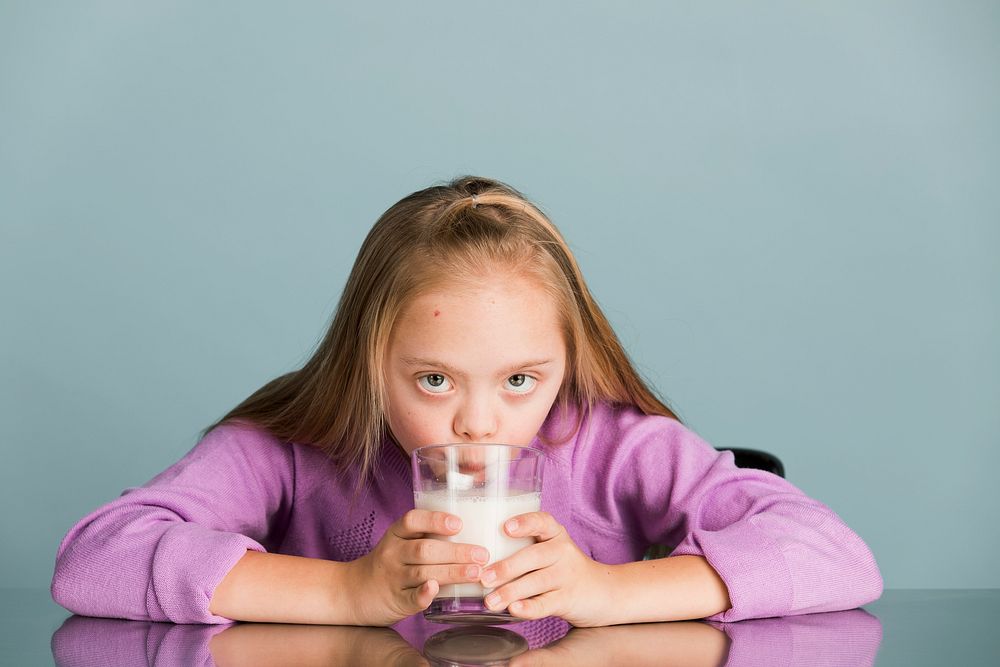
[383,274,567,457]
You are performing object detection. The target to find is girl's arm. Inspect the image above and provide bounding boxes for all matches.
[208,551,359,624]
[209,507,487,627]
[600,555,731,624]
[51,423,293,624]
[660,452,883,622]
[575,404,883,623]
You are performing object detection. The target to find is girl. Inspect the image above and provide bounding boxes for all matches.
[51,176,883,627]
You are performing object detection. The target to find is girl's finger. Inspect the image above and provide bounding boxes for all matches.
[401,562,484,589]
[402,539,490,566]
[483,568,558,614]
[412,579,439,610]
[480,539,558,589]
[505,511,564,542]
[391,509,463,539]
[507,590,561,621]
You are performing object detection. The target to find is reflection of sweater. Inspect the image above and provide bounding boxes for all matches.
[51,401,883,624]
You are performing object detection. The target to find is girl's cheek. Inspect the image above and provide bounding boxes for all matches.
[413,407,451,439]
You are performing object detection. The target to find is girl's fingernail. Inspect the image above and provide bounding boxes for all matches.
[481,569,497,586]
[485,592,501,609]
[505,519,518,533]
[446,516,461,531]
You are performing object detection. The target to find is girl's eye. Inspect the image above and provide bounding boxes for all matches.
[418,374,452,394]
[505,374,537,394]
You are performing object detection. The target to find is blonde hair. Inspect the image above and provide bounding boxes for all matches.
[203,176,681,493]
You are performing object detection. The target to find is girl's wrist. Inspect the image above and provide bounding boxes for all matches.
[337,556,372,626]
[569,560,632,627]
[596,556,731,625]
[595,562,639,626]
[575,556,730,626]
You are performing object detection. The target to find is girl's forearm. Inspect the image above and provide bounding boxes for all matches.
[208,551,360,625]
[601,555,731,625]
[208,551,730,627]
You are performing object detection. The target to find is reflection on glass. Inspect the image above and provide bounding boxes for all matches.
[708,609,883,667]
[51,617,426,667]
[510,620,730,667]
[52,608,881,667]
[423,625,529,665]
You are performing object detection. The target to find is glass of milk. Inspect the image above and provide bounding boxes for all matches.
[412,443,544,624]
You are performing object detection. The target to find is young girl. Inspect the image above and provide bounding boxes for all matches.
[51,176,883,627]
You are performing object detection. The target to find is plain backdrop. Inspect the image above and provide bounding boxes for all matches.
[2,1,998,590]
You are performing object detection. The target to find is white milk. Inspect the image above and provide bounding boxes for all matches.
[414,489,542,598]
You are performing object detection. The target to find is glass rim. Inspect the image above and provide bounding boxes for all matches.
[411,442,544,459]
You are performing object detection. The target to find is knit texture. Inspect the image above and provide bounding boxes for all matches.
[51,401,883,624]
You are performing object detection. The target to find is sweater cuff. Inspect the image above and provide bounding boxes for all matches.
[148,522,266,624]
[670,521,793,622]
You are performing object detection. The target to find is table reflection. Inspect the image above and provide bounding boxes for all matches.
[51,608,881,666]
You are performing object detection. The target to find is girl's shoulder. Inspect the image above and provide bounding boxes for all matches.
[581,400,696,445]
[136,419,297,492]
[197,419,288,451]
[544,400,708,466]
[175,419,297,472]
[199,420,382,480]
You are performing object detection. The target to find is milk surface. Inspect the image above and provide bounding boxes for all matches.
[414,489,542,598]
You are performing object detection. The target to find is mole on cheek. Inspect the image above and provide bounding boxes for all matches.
[433,309,440,317]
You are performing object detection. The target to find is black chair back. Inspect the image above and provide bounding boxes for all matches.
[717,448,785,478]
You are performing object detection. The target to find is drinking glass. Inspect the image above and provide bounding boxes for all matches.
[412,443,544,624]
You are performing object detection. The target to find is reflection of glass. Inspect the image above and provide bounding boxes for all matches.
[393,613,571,653]
[51,608,883,666]
[423,625,528,666]
[412,443,544,624]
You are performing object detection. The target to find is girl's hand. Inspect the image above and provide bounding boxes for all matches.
[477,512,614,627]
[348,509,491,626]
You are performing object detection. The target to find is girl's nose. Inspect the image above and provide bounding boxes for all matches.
[453,397,498,442]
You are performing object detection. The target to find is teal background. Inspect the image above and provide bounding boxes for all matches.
[2,2,997,590]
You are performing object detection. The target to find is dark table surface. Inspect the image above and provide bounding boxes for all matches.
[1,588,997,665]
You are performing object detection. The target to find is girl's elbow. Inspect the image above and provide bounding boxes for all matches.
[862,561,884,605]
[844,531,884,607]
[51,569,84,617]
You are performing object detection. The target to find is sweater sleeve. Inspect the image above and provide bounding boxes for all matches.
[577,405,883,622]
[51,422,294,624]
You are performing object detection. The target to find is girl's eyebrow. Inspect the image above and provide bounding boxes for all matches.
[400,356,554,378]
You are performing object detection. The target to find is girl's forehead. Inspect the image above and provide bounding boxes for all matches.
[405,274,557,313]
[389,280,566,356]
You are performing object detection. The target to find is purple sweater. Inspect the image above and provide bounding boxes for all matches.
[51,401,883,624]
